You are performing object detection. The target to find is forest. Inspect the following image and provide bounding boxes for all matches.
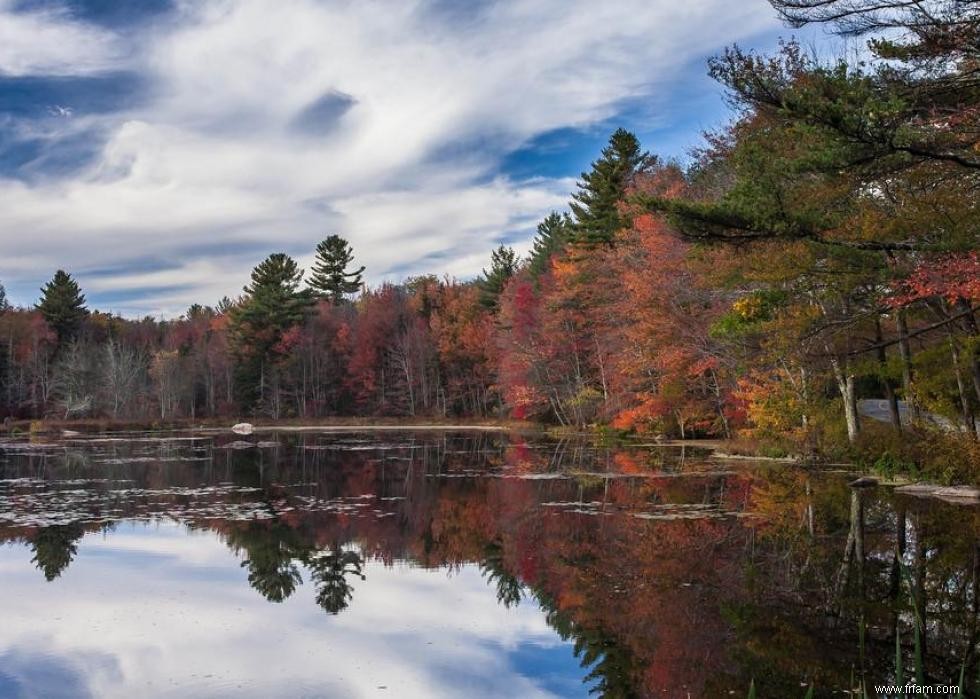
[0,0,978,479]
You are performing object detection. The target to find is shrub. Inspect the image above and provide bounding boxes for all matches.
[850,422,980,485]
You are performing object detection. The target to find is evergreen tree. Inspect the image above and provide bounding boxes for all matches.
[0,281,9,314]
[479,245,519,311]
[185,303,212,321]
[308,235,365,304]
[569,128,653,248]
[527,212,572,278]
[37,270,89,343]
[230,253,314,411]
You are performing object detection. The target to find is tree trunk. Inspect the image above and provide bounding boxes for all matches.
[831,357,860,443]
[896,309,919,422]
[953,299,980,405]
[875,317,902,431]
[947,336,978,438]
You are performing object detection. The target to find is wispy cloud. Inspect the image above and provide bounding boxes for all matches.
[0,0,125,76]
[0,0,783,316]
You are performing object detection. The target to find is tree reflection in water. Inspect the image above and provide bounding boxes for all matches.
[226,522,306,604]
[29,523,86,581]
[307,546,365,614]
[225,521,365,614]
[480,539,523,608]
[1,431,979,697]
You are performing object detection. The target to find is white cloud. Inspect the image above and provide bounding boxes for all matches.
[0,0,124,76]
[0,0,781,316]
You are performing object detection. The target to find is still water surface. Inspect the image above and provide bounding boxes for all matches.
[0,430,977,698]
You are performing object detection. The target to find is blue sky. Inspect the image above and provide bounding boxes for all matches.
[0,0,816,317]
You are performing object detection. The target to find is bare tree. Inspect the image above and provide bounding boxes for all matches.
[101,340,145,419]
[150,350,182,419]
[53,341,96,419]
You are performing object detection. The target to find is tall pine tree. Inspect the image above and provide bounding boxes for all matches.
[308,235,365,304]
[0,281,8,314]
[479,245,519,311]
[38,270,89,343]
[527,212,572,278]
[230,253,314,412]
[569,128,653,248]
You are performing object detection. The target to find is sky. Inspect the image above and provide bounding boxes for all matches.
[0,0,813,317]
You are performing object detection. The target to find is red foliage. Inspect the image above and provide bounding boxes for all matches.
[891,252,980,306]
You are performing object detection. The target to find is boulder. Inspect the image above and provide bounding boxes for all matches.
[231,422,254,435]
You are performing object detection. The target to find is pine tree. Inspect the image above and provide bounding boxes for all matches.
[37,270,89,343]
[569,128,653,248]
[236,253,314,341]
[527,212,572,278]
[0,281,9,315]
[479,245,519,311]
[230,253,314,412]
[308,235,365,304]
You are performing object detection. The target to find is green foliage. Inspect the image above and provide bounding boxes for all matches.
[870,451,919,481]
[710,289,788,339]
[904,342,979,429]
[0,281,8,314]
[479,245,519,311]
[570,128,653,248]
[850,422,980,485]
[37,270,89,343]
[230,253,314,411]
[528,211,572,279]
[308,234,365,304]
[240,253,312,326]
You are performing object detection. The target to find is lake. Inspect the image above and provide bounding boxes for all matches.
[0,430,977,698]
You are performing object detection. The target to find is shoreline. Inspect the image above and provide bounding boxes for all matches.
[196,424,513,433]
[4,420,977,500]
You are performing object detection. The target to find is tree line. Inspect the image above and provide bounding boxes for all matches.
[0,0,977,465]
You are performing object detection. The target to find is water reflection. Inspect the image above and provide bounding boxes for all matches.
[0,431,978,697]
